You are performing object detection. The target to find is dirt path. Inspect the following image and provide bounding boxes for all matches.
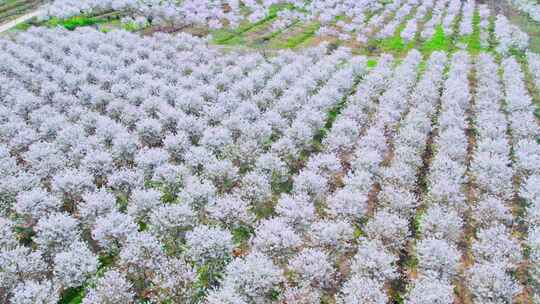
[0,8,41,33]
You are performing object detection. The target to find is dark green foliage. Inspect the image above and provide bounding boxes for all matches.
[232,225,254,244]
[14,224,34,246]
[59,287,85,304]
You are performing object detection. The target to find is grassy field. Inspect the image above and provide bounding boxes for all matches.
[508,11,540,54]
[0,0,42,25]
[484,0,540,54]
[5,1,538,59]
[206,7,486,58]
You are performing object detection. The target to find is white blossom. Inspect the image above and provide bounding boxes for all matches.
[34,212,80,255]
[405,277,454,304]
[467,262,522,304]
[92,211,138,252]
[82,270,135,304]
[288,248,334,287]
[350,238,398,283]
[186,225,234,265]
[336,275,387,304]
[252,217,302,257]
[222,251,284,302]
[11,280,59,304]
[53,241,99,288]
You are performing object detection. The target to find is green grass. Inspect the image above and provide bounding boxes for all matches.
[521,58,540,119]
[46,15,113,30]
[100,19,145,33]
[379,33,415,54]
[462,9,483,54]
[421,25,451,55]
[59,287,85,304]
[211,19,263,45]
[121,21,141,32]
[0,0,18,6]
[269,21,320,49]
[334,15,346,22]
[13,10,138,33]
[417,60,428,77]
[0,0,26,7]
[368,15,417,56]
[253,19,301,46]
[212,3,293,45]
[13,19,31,30]
[0,0,37,14]
[509,11,540,54]
[453,7,493,55]
[380,34,405,52]
[0,0,40,25]
[232,225,254,244]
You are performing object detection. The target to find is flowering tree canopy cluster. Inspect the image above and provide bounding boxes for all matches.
[40,0,528,54]
[1,0,540,303]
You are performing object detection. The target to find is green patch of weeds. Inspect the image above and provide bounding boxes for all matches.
[509,10,540,54]
[98,253,115,270]
[375,22,415,55]
[100,19,144,33]
[14,20,32,31]
[404,255,419,271]
[486,15,497,51]
[253,19,301,46]
[331,14,346,25]
[252,200,276,219]
[417,60,427,77]
[390,289,405,304]
[326,40,342,53]
[211,21,252,45]
[138,221,148,232]
[454,9,485,55]
[212,3,293,45]
[232,225,255,244]
[271,176,293,194]
[47,15,113,30]
[380,35,405,52]
[59,287,85,304]
[41,14,119,31]
[367,58,378,68]
[122,21,140,31]
[353,225,364,239]
[467,10,483,53]
[271,21,321,49]
[194,262,227,299]
[422,25,450,54]
[14,225,34,246]
[326,101,345,128]
[193,264,212,294]
[411,213,423,237]
[269,289,281,301]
